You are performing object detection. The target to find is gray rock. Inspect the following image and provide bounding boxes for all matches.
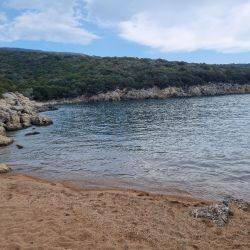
[191,203,234,227]
[5,111,22,131]
[0,92,54,147]
[20,113,32,128]
[223,196,249,211]
[31,116,53,126]
[36,104,58,112]
[0,164,12,174]
[2,92,17,100]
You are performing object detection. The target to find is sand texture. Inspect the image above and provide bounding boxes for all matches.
[0,174,249,250]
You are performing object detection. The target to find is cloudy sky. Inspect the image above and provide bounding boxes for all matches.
[1,0,250,63]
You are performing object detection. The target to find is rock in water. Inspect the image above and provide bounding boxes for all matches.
[191,203,234,227]
[0,164,12,174]
[31,116,53,126]
[25,131,40,136]
[36,104,58,112]
[16,144,24,149]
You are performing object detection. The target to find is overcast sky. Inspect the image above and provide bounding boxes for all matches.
[1,0,250,63]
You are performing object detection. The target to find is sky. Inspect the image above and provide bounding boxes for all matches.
[0,0,250,64]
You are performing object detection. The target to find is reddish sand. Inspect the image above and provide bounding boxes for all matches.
[0,173,249,250]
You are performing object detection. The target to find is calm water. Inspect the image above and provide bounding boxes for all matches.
[1,95,250,200]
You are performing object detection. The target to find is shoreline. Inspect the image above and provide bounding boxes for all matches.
[3,172,206,201]
[10,166,245,202]
[42,83,250,105]
[1,173,249,249]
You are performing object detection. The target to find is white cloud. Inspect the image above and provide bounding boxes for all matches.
[2,0,250,53]
[87,0,250,53]
[0,0,98,45]
[0,12,8,23]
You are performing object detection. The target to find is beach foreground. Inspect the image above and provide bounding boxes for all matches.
[0,174,249,250]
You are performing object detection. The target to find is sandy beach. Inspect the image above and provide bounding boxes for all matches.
[0,173,249,250]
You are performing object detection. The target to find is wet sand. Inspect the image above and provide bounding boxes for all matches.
[0,173,249,250]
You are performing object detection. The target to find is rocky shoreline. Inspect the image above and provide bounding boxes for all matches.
[0,92,54,147]
[2,83,249,146]
[45,83,250,104]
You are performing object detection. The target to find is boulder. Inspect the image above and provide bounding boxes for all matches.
[0,92,54,147]
[31,116,53,126]
[0,135,13,147]
[0,164,12,174]
[20,113,32,128]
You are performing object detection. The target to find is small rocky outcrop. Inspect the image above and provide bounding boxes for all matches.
[0,92,54,146]
[191,197,249,226]
[0,164,12,174]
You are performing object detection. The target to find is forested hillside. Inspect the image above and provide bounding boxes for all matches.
[0,48,250,100]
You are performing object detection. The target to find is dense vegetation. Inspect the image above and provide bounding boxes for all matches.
[0,48,250,100]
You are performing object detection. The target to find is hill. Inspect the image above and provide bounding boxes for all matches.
[0,48,250,100]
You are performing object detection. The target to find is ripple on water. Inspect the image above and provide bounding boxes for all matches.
[0,94,250,200]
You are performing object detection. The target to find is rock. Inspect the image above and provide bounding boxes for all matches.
[2,92,17,100]
[11,105,25,112]
[20,113,32,128]
[0,164,12,174]
[36,104,58,112]
[25,131,40,136]
[31,116,53,126]
[223,196,249,211]
[191,196,249,226]
[5,111,22,131]
[191,203,234,227]
[16,144,24,149]
[0,135,13,147]
[0,92,54,147]
[0,126,6,136]
[188,86,202,96]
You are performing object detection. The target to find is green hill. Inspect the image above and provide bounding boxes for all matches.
[0,48,250,100]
